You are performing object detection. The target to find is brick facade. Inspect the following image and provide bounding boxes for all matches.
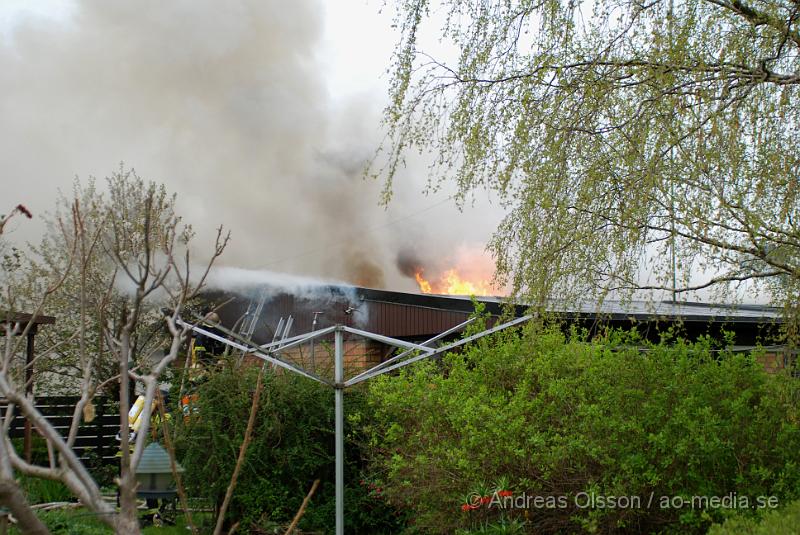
[756,351,797,374]
[237,336,389,378]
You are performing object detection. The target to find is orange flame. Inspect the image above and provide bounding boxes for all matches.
[414,268,495,296]
[414,271,432,293]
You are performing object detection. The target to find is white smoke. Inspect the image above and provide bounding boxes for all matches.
[203,266,358,302]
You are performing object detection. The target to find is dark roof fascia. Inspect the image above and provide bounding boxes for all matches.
[358,288,523,316]
[356,288,781,325]
[556,311,780,325]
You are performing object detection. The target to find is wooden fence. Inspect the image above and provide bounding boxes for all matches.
[0,396,120,463]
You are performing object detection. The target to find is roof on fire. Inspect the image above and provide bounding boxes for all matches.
[210,284,782,346]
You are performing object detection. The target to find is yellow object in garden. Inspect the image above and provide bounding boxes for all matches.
[128,396,145,425]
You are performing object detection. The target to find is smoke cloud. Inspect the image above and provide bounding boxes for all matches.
[0,0,505,293]
[203,266,358,302]
[396,247,426,278]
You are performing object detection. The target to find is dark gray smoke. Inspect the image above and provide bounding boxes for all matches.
[396,247,425,278]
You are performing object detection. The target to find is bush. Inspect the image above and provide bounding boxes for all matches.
[9,437,74,505]
[708,499,800,534]
[11,436,49,466]
[10,509,110,535]
[82,449,118,489]
[366,323,800,534]
[9,509,197,534]
[18,475,72,504]
[173,360,407,533]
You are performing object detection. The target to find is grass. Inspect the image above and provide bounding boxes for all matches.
[9,508,210,534]
[18,476,72,504]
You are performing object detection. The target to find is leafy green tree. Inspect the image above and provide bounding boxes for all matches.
[709,499,800,535]
[173,360,408,534]
[379,0,800,317]
[366,325,800,533]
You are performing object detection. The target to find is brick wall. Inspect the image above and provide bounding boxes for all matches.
[241,337,388,377]
[757,352,786,373]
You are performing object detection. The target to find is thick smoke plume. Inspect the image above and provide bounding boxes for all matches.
[0,0,503,293]
[396,247,426,278]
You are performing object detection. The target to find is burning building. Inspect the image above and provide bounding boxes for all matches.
[199,277,788,376]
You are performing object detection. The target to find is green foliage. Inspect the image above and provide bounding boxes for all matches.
[173,360,407,534]
[18,476,72,505]
[708,499,800,535]
[366,324,800,534]
[379,0,800,316]
[10,436,49,466]
[82,450,118,489]
[9,509,201,535]
[10,509,110,535]
[12,432,116,489]
[455,517,527,535]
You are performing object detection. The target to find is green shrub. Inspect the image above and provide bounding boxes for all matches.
[9,509,200,534]
[455,517,527,534]
[18,475,72,504]
[10,439,73,505]
[173,360,407,534]
[11,436,49,466]
[708,499,800,534]
[366,323,800,534]
[82,450,118,488]
[10,509,110,535]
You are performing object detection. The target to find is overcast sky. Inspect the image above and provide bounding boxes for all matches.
[0,0,505,292]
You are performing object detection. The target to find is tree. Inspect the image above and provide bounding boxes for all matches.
[366,325,800,533]
[27,178,187,396]
[379,0,800,319]
[0,168,228,533]
[0,205,50,534]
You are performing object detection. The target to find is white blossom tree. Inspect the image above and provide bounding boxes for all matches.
[0,169,228,533]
